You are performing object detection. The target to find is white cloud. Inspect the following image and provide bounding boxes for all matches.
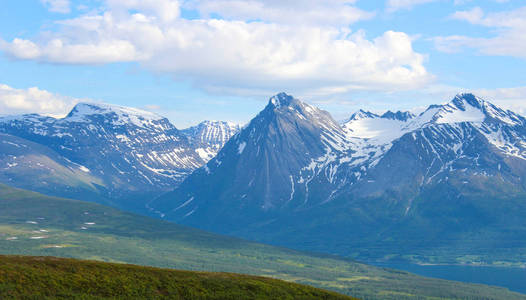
[1,39,42,59]
[0,84,82,118]
[1,0,432,96]
[41,0,71,14]
[436,6,526,59]
[106,0,181,23]
[450,6,484,23]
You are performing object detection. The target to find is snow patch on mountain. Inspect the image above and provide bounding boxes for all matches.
[433,99,486,124]
[195,148,216,160]
[238,142,246,154]
[344,117,408,142]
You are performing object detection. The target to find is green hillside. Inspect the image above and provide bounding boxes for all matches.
[0,255,355,299]
[0,184,523,300]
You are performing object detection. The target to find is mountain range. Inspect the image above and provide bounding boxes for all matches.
[151,92,526,265]
[0,103,239,208]
[2,92,526,266]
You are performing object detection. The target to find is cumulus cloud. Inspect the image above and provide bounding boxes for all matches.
[435,6,526,59]
[41,0,71,14]
[1,0,432,96]
[0,84,82,118]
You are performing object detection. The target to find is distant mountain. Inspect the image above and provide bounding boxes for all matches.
[0,103,235,208]
[152,93,526,265]
[182,120,240,161]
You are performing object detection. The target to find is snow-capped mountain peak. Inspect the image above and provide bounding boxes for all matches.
[409,93,524,127]
[267,92,321,116]
[429,94,486,125]
[342,110,379,123]
[269,92,296,109]
[451,93,483,109]
[265,93,339,132]
[64,102,167,129]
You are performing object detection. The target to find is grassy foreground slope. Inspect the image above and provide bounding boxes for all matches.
[0,184,523,300]
[0,255,354,300]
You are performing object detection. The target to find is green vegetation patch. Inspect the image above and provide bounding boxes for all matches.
[0,255,354,300]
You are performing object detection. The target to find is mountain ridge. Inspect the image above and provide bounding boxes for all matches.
[152,92,526,265]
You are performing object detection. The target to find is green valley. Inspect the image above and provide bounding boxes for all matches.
[0,184,523,300]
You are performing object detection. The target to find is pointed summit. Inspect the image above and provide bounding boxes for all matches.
[268,92,297,109]
[420,93,525,126]
[452,93,524,126]
[345,110,379,122]
[451,93,483,110]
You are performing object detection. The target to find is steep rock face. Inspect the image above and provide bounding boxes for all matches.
[182,120,240,162]
[153,93,526,263]
[0,103,206,203]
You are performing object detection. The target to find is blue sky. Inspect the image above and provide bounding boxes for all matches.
[1,0,525,128]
